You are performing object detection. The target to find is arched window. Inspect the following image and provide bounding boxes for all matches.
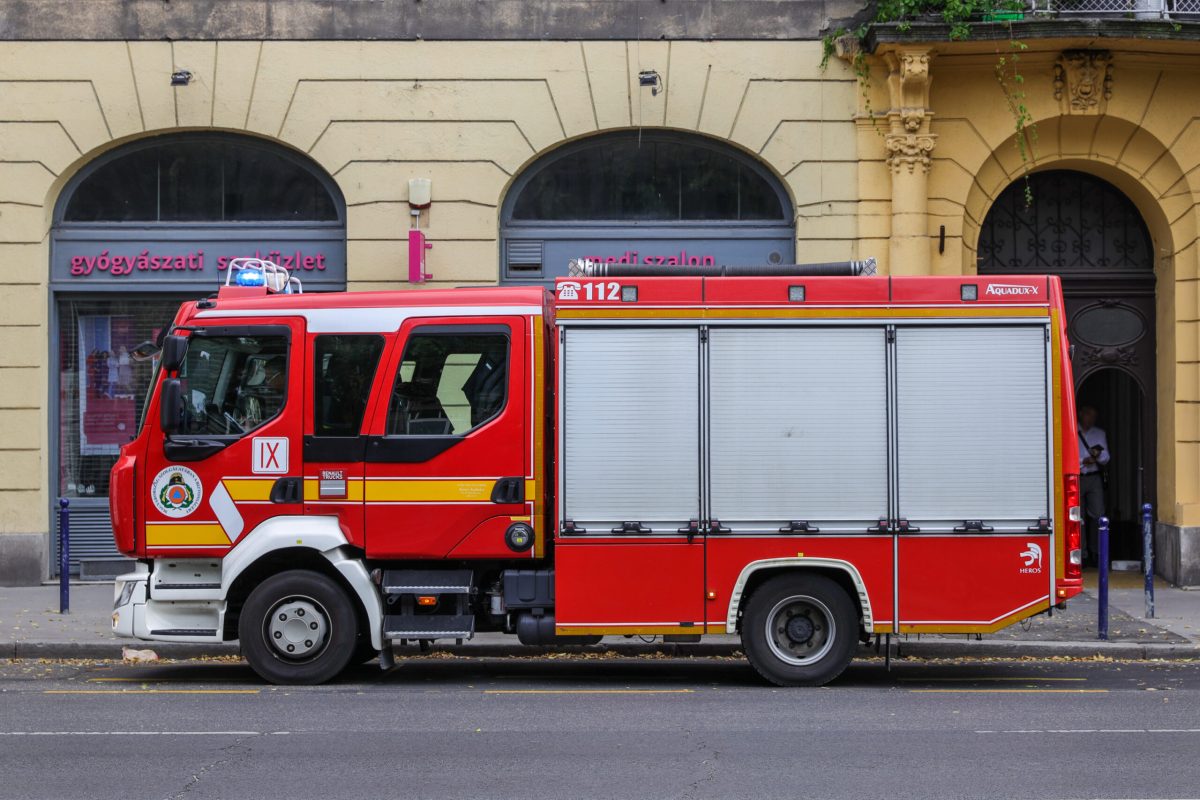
[509,134,787,222]
[501,132,794,283]
[978,170,1152,273]
[60,134,340,224]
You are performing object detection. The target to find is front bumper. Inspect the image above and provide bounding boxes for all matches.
[112,568,226,643]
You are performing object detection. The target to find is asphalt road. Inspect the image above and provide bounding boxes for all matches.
[0,655,1198,800]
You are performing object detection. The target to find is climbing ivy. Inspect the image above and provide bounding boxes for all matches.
[822,1,1036,204]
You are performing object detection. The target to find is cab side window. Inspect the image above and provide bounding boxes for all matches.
[313,335,385,437]
[180,334,288,436]
[386,328,509,436]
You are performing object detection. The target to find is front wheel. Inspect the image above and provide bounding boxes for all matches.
[741,573,858,687]
[239,570,359,685]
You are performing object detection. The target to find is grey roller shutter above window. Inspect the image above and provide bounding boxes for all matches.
[895,326,1050,532]
[562,328,700,533]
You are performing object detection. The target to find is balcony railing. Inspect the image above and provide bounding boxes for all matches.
[1027,0,1200,16]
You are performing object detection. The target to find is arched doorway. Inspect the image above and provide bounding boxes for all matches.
[979,169,1155,562]
[500,131,795,283]
[50,133,346,575]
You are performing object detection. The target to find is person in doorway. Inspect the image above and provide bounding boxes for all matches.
[1078,404,1111,565]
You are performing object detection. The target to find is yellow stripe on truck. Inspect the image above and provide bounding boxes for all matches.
[221,479,276,502]
[365,479,496,503]
[145,523,230,547]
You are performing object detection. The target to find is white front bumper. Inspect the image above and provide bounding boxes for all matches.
[112,570,226,644]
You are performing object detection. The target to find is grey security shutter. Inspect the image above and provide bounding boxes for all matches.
[709,327,888,532]
[895,326,1049,531]
[562,328,700,532]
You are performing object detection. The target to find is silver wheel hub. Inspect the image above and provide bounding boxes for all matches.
[266,596,329,661]
[765,594,836,667]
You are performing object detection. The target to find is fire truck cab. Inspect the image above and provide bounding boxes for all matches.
[110,260,1083,686]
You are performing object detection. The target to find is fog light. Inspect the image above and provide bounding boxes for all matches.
[505,522,534,552]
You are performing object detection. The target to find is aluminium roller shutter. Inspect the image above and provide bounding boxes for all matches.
[895,326,1049,532]
[561,328,700,532]
[708,327,889,533]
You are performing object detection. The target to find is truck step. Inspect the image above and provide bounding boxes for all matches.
[382,569,473,595]
[383,614,475,638]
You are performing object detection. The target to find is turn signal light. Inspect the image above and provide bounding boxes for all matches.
[417,596,438,607]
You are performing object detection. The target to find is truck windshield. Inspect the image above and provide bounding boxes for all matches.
[179,333,288,436]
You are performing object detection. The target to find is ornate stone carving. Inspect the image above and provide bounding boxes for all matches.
[885,132,937,174]
[1078,343,1138,369]
[1054,50,1113,114]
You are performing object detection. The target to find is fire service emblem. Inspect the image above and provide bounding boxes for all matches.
[151,466,203,518]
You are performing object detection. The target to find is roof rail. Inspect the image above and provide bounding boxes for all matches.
[567,257,877,278]
[224,257,303,294]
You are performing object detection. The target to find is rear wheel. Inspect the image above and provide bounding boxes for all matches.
[239,570,358,685]
[741,573,857,687]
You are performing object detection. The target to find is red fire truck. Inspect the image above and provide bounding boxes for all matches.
[109,259,1084,686]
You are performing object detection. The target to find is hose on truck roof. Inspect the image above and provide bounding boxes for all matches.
[568,257,878,278]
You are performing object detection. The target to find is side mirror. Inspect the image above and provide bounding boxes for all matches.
[160,378,184,434]
[161,334,188,373]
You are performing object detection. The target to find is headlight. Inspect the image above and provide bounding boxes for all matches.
[115,580,137,608]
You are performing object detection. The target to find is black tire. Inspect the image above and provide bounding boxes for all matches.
[349,635,380,666]
[741,573,858,687]
[238,569,359,685]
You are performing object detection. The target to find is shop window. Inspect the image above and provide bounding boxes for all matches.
[313,335,386,437]
[58,297,189,498]
[386,329,509,436]
[179,334,289,436]
[61,137,339,223]
[508,134,786,222]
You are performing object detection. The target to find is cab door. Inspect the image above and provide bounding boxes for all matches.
[303,333,389,547]
[362,317,527,558]
[140,322,305,556]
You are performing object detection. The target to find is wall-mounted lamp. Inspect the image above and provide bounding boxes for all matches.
[638,70,663,96]
[170,69,193,87]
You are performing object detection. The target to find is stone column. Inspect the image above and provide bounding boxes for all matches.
[883,48,936,276]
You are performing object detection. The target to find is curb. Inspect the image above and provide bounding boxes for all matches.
[2,639,1198,661]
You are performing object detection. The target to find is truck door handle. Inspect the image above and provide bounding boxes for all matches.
[491,477,525,504]
[269,477,303,504]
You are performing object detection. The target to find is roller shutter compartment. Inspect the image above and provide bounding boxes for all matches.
[708,327,888,533]
[561,328,700,533]
[894,326,1049,533]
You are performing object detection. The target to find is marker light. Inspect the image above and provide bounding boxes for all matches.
[417,596,438,607]
[961,284,978,301]
[788,285,806,303]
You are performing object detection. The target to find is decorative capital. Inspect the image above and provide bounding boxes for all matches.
[1054,50,1113,115]
[885,132,937,174]
[885,47,935,133]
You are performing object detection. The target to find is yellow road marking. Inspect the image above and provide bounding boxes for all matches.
[44,689,260,695]
[909,688,1108,694]
[484,689,694,695]
[898,677,1087,683]
[86,677,246,684]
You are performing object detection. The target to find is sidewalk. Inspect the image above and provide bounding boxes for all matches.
[1,575,1197,662]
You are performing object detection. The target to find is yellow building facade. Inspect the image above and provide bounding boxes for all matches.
[0,1,1197,585]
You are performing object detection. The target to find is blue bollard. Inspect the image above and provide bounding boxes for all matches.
[1097,515,1109,641]
[1143,503,1155,619]
[58,498,70,615]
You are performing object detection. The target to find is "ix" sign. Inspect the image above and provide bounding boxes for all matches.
[252,437,289,475]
